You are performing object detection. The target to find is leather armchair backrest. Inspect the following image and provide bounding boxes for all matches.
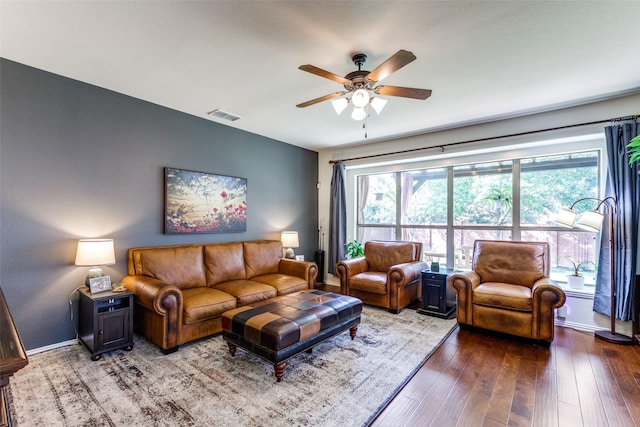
[132,245,206,289]
[205,242,246,286]
[472,240,549,287]
[364,241,421,272]
[243,240,282,279]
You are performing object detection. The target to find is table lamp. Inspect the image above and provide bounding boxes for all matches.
[281,231,299,259]
[75,239,116,286]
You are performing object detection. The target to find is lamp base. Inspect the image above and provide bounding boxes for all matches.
[85,267,104,287]
[594,329,634,345]
[284,248,295,259]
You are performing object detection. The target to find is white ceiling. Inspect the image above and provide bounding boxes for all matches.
[1,1,639,152]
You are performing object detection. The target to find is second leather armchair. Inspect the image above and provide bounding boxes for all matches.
[336,240,426,313]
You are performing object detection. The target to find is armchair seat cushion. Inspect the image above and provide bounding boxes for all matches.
[251,274,308,295]
[214,280,278,306]
[182,288,237,324]
[473,283,532,312]
[350,272,388,295]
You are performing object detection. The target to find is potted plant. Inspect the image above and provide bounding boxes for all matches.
[627,134,640,166]
[345,240,364,259]
[561,256,595,289]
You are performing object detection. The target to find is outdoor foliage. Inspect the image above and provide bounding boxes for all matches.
[356,152,600,274]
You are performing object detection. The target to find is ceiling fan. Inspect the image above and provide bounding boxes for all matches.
[296,49,432,121]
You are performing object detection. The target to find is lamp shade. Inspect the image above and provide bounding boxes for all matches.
[575,210,604,232]
[370,97,387,114]
[75,239,116,266]
[280,231,299,248]
[551,209,577,228]
[331,97,349,115]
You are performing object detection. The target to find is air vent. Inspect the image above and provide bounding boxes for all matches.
[207,109,242,122]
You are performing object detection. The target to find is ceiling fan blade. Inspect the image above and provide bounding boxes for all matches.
[375,85,432,100]
[296,92,345,108]
[366,50,417,83]
[298,65,352,85]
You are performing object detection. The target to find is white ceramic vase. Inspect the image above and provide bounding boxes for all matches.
[566,275,585,289]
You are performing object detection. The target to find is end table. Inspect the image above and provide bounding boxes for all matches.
[77,288,134,360]
[418,269,456,319]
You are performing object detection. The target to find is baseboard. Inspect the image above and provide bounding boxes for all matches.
[555,318,600,333]
[26,339,78,356]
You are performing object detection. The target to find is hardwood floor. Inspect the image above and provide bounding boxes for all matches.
[370,325,640,427]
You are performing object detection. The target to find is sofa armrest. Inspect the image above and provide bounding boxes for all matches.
[448,271,480,325]
[122,275,183,315]
[335,257,368,294]
[278,259,318,288]
[122,275,184,350]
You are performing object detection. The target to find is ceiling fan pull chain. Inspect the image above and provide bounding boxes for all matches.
[363,109,368,138]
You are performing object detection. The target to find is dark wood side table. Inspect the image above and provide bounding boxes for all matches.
[418,269,456,319]
[78,288,134,361]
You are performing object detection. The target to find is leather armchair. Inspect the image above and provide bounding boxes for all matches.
[449,240,566,344]
[336,241,426,313]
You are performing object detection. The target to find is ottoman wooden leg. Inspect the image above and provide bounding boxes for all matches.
[274,362,286,382]
[349,325,358,340]
[227,342,237,356]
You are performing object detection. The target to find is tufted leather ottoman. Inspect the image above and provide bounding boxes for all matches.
[221,290,362,381]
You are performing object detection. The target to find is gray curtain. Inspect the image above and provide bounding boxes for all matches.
[328,162,347,274]
[594,122,639,321]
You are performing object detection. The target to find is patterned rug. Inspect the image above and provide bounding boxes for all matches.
[9,306,456,427]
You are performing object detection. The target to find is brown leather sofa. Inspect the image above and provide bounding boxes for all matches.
[336,241,426,313]
[122,240,318,353]
[448,240,566,344]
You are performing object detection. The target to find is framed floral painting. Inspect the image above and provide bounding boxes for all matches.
[164,167,247,234]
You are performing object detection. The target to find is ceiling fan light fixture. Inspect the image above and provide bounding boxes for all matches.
[351,106,367,121]
[351,88,370,108]
[331,97,349,115]
[370,97,387,114]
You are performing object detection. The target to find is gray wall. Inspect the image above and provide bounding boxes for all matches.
[0,59,319,351]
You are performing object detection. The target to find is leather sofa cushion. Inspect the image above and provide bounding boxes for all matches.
[251,274,308,295]
[473,282,532,312]
[350,272,387,295]
[182,287,237,324]
[135,245,206,289]
[474,242,546,287]
[204,242,246,285]
[214,280,278,306]
[365,241,415,272]
[244,241,281,279]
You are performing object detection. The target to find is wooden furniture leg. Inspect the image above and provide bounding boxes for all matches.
[274,362,286,382]
[227,342,236,356]
[350,325,358,340]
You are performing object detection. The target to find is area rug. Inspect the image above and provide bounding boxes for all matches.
[9,306,456,427]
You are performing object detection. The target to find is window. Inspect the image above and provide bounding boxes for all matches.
[353,147,601,286]
[453,161,512,227]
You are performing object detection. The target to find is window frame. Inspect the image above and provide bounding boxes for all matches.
[345,133,607,288]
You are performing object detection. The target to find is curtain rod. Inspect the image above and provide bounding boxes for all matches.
[328,114,639,164]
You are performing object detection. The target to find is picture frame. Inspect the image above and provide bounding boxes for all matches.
[164,167,247,234]
[89,276,112,294]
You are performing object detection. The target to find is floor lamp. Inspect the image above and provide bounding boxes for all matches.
[554,196,633,345]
